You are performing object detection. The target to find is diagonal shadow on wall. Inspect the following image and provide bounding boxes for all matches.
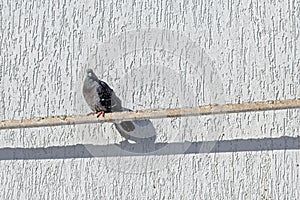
[0,136,299,160]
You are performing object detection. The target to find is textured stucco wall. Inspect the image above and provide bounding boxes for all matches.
[0,0,300,199]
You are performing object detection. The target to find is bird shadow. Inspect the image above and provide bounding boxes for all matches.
[0,136,298,160]
[112,107,157,146]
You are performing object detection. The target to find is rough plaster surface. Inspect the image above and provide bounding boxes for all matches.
[0,0,300,199]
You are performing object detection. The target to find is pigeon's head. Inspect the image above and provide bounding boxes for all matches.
[86,69,97,79]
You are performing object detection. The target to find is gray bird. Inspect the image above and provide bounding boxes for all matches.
[83,69,123,117]
[83,69,135,132]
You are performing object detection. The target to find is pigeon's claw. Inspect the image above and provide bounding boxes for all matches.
[96,111,105,118]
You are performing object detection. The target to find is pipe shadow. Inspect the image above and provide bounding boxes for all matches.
[0,136,298,160]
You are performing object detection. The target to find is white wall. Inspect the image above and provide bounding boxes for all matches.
[0,0,299,199]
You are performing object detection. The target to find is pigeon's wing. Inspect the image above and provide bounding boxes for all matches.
[96,84,111,112]
[96,80,124,112]
[97,81,113,99]
[97,83,135,131]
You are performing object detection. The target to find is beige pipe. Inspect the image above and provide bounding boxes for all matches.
[0,99,299,130]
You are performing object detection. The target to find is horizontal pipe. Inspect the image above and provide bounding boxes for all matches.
[0,99,299,130]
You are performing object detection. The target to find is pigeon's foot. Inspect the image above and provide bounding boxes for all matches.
[87,111,105,117]
[96,111,105,118]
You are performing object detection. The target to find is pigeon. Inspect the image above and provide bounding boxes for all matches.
[83,69,135,130]
[83,69,156,143]
[83,69,123,117]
